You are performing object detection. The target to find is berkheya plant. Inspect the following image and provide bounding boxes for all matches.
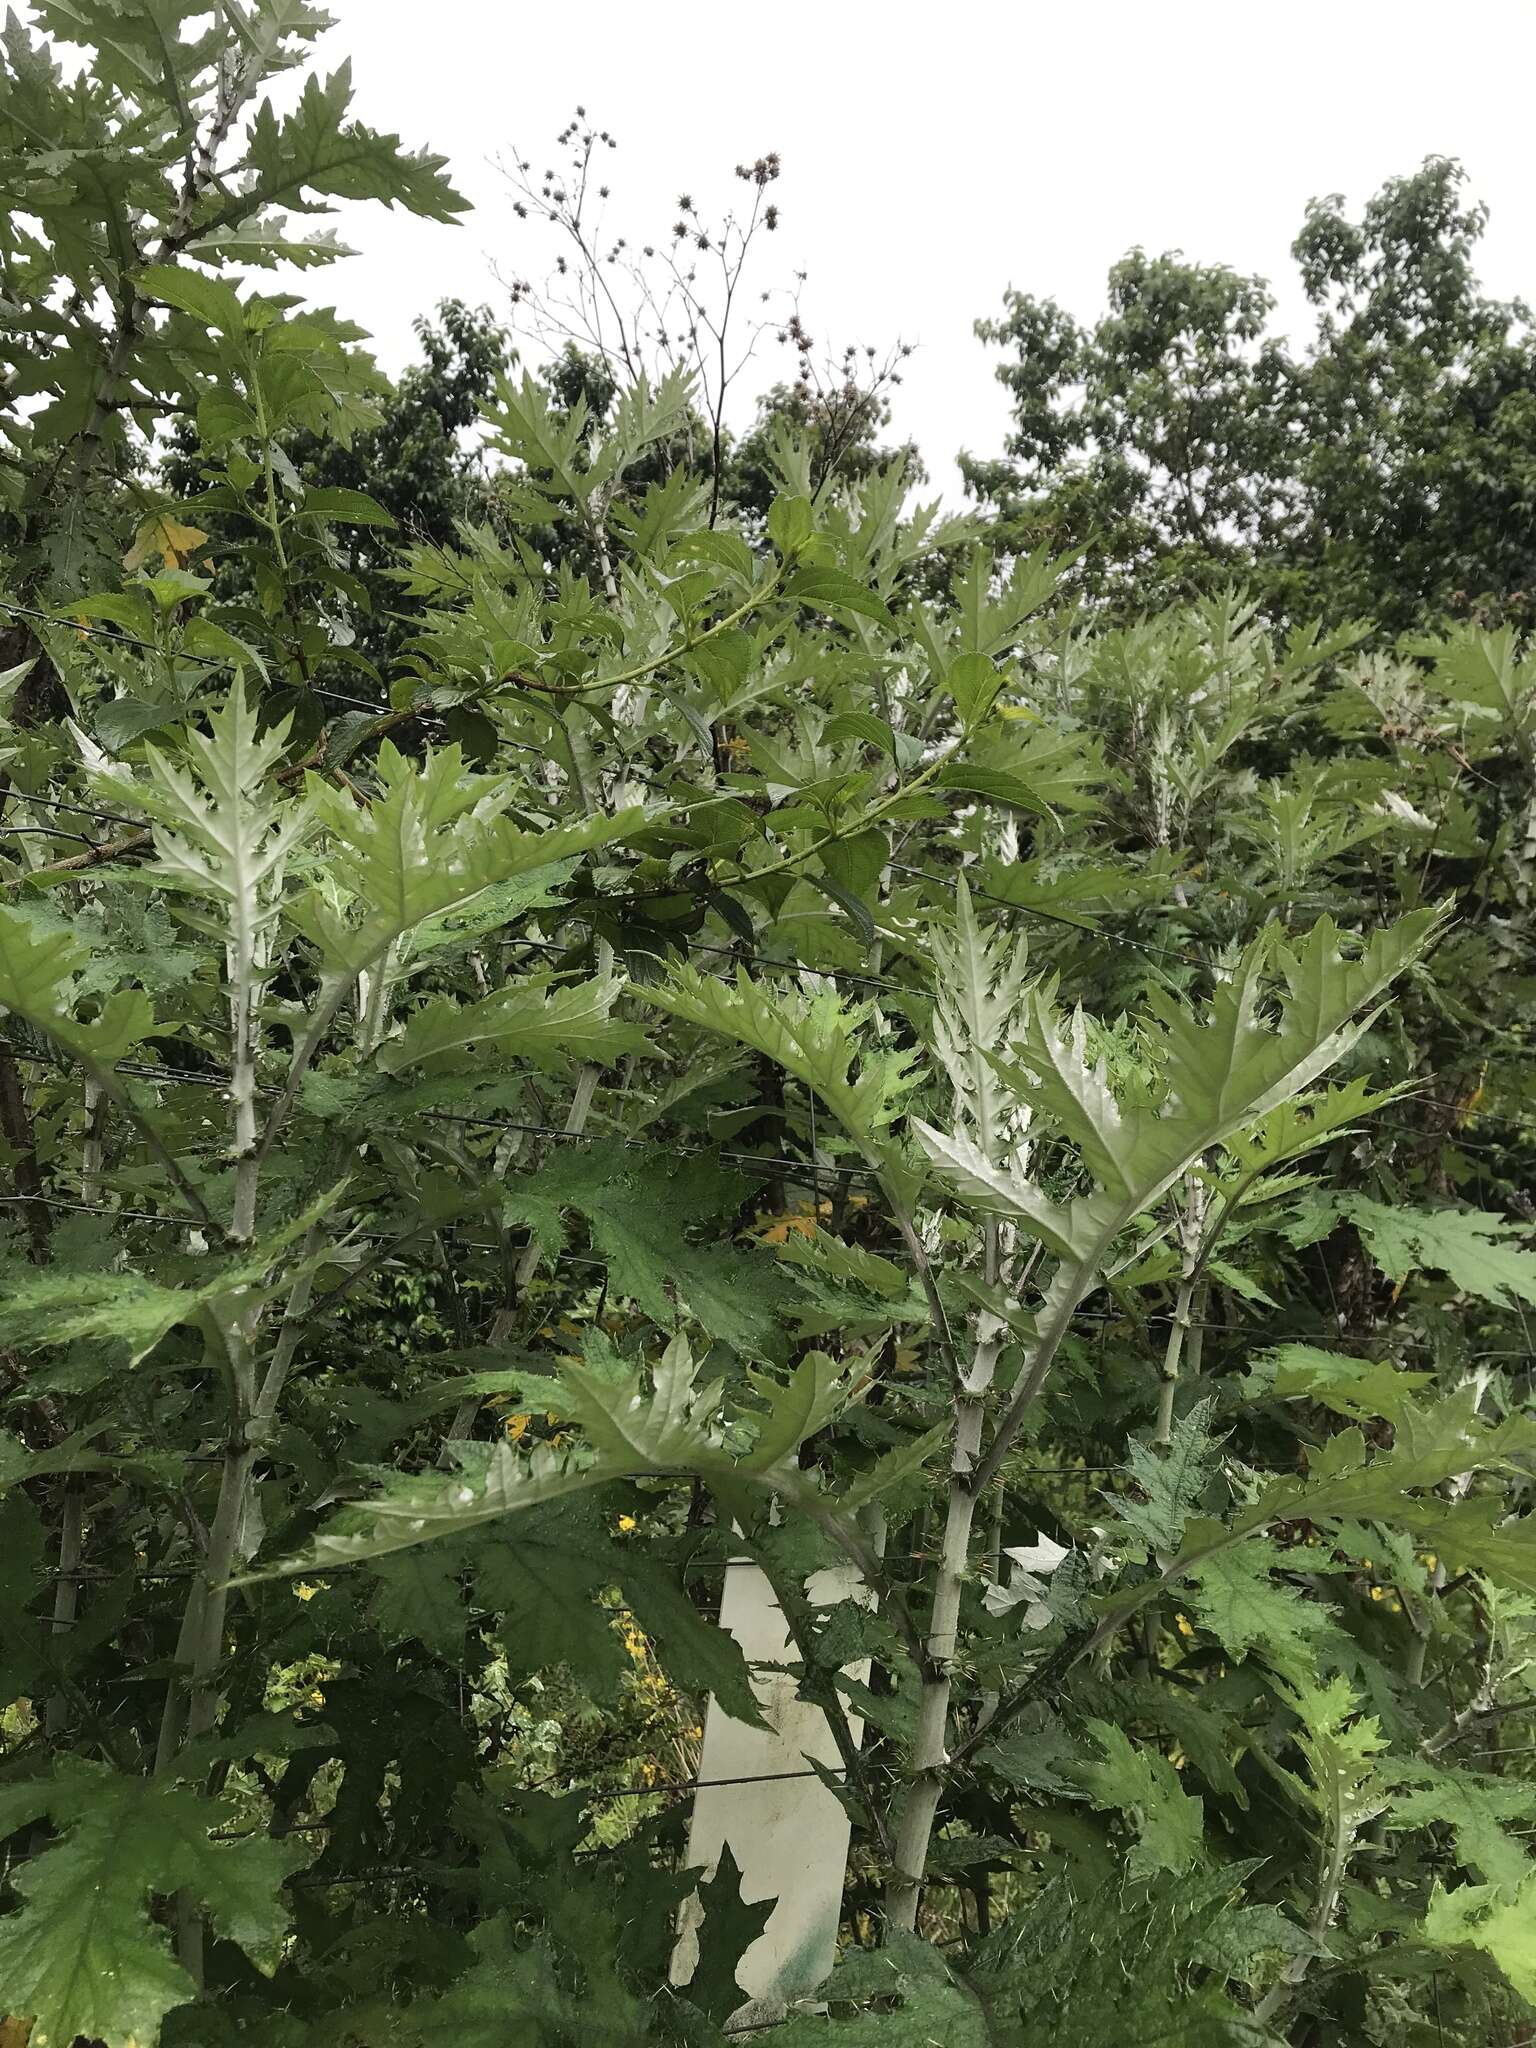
[3,8,1536,2048]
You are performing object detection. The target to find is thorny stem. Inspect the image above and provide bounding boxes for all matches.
[1254,1787,1354,2027]
[168,624,281,1977]
[254,1223,325,1427]
[81,1078,105,1205]
[44,1488,83,1744]
[1144,1174,1214,1653]
[1153,1176,1208,1445]
[173,1368,256,1984]
[884,1196,1007,1933]
[1421,1693,1536,1758]
[1404,1560,1444,1691]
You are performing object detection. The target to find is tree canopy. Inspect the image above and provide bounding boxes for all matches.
[964,158,1536,630]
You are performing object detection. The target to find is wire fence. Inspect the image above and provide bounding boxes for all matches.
[4,1188,1530,1369]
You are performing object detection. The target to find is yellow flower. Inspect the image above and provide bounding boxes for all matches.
[617,1514,637,1533]
[505,1413,532,1444]
[307,1689,326,1708]
[294,1582,319,1603]
[1174,1614,1194,1638]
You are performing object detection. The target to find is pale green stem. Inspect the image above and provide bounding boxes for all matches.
[884,1208,1004,1933]
[1153,1275,1198,1448]
[80,1080,103,1206]
[356,938,401,1060]
[1254,1799,1352,2027]
[44,1487,83,1744]
[175,864,268,1979]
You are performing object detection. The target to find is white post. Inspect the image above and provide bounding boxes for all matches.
[671,1552,873,2029]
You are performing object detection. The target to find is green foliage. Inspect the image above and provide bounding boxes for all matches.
[966,158,1536,631]
[2,16,1536,2046]
[1076,1719,1205,1879]
[0,1760,304,2048]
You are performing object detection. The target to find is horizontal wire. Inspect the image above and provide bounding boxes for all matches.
[572,1763,845,1805]
[6,825,1525,1134]
[3,600,238,672]
[8,1071,1533,1355]
[889,859,1196,964]
[510,931,929,1002]
[8,1190,1529,1362]
[8,1047,883,1186]
[0,597,443,723]
[409,1098,881,1184]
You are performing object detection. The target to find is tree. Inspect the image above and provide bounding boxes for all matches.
[722,370,924,524]
[162,298,510,666]
[965,158,1536,631]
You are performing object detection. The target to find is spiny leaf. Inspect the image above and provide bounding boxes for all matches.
[296,743,647,971]
[378,976,654,1075]
[920,911,1444,1272]
[254,1336,852,1578]
[1268,1674,1389,1834]
[1253,1344,1434,1425]
[773,1929,990,2046]
[0,1184,345,1366]
[1113,1399,1223,1554]
[1387,1761,1536,1892]
[0,905,154,1065]
[239,62,467,224]
[1182,1540,1344,1677]
[641,966,920,1147]
[0,1760,306,2048]
[522,1144,790,1356]
[928,876,1033,1164]
[1075,1721,1205,1879]
[1424,1874,1536,2004]
[1342,1195,1536,1307]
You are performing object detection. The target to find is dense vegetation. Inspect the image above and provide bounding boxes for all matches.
[2,8,1536,2045]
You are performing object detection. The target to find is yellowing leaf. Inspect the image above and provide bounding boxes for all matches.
[123,515,209,573]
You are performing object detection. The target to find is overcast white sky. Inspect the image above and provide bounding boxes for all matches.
[313,0,1536,497]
